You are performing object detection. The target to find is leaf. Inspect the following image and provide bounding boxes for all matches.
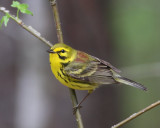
[11,1,20,8]
[3,16,9,26]
[11,1,33,16]
[0,14,10,28]
[19,4,33,15]
[0,17,4,28]
[24,10,33,15]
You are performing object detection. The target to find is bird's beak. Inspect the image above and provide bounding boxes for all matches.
[47,49,55,53]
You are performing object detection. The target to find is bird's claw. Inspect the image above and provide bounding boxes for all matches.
[73,105,82,115]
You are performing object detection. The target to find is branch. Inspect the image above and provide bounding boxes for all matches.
[111,100,160,128]
[69,89,84,128]
[49,0,84,128]
[0,7,53,47]
[49,0,63,43]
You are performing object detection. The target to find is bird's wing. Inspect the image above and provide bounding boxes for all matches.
[64,53,119,85]
[91,55,121,73]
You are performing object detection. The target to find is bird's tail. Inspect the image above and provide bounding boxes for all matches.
[114,76,147,91]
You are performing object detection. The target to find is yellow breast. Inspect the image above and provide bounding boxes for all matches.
[49,53,96,90]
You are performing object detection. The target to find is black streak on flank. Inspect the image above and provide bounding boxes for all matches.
[57,71,68,83]
[57,72,61,77]
[60,68,66,77]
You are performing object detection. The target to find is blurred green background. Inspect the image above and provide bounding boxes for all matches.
[0,0,159,128]
[109,1,160,128]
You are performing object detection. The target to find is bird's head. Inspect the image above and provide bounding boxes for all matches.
[47,43,77,63]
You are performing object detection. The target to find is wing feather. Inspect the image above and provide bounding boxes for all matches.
[64,53,119,85]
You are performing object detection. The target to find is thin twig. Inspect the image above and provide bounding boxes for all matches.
[49,0,63,43]
[69,89,84,128]
[49,1,84,128]
[111,100,160,128]
[0,7,53,47]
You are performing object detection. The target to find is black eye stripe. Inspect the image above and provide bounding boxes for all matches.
[56,49,66,53]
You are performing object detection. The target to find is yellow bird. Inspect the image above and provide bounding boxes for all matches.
[47,43,147,113]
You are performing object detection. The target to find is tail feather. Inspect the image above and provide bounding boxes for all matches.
[115,76,147,91]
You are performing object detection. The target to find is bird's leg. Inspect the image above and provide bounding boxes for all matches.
[73,90,93,114]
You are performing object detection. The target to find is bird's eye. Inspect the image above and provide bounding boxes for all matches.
[61,49,65,53]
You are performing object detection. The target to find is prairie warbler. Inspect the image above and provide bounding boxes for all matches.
[48,43,147,113]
